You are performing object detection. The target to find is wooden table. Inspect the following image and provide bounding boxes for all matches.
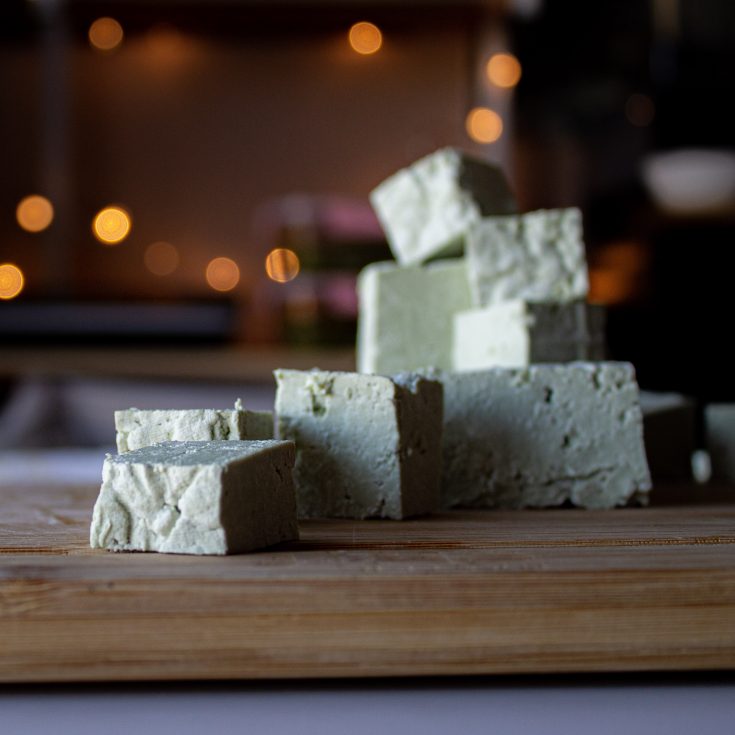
[1,483,734,682]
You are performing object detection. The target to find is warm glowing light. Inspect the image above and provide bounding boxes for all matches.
[486,52,522,88]
[206,257,240,292]
[89,17,124,52]
[265,248,300,283]
[144,241,179,276]
[0,264,24,300]
[625,93,655,127]
[466,107,503,144]
[16,195,54,233]
[348,21,383,55]
[93,206,131,245]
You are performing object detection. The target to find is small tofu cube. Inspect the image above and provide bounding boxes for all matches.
[115,403,274,453]
[424,362,651,509]
[453,299,606,371]
[274,369,443,519]
[466,208,588,306]
[370,147,516,266]
[90,440,298,555]
[357,259,472,374]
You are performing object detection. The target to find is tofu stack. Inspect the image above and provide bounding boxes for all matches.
[90,402,300,554]
[357,147,651,510]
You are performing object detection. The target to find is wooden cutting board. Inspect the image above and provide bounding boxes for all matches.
[1,483,734,682]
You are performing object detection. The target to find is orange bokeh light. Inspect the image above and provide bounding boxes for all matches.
[89,17,124,52]
[144,241,179,276]
[348,22,382,55]
[16,195,54,233]
[265,248,300,283]
[486,53,522,88]
[206,257,240,292]
[0,263,24,300]
[466,107,503,144]
[93,206,131,245]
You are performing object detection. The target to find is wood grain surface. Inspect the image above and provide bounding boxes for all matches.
[1,483,734,682]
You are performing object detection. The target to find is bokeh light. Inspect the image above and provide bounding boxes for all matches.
[89,17,124,52]
[486,53,522,88]
[348,22,383,55]
[206,257,240,292]
[144,241,179,276]
[93,206,131,245]
[265,248,300,283]
[0,264,24,300]
[16,195,54,233]
[466,107,503,144]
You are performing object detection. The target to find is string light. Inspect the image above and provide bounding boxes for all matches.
[265,248,300,283]
[144,241,179,276]
[486,53,522,88]
[89,17,124,52]
[16,195,54,233]
[93,206,131,245]
[348,22,383,55]
[206,257,240,292]
[0,264,24,300]
[466,107,503,144]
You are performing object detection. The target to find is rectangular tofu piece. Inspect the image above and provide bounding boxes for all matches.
[706,404,735,482]
[357,258,472,373]
[115,401,274,452]
[274,369,442,519]
[466,208,588,306]
[453,299,606,371]
[425,362,650,509]
[370,147,517,265]
[640,391,696,480]
[90,440,298,555]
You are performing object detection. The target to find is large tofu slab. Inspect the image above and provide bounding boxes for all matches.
[425,362,650,509]
[357,259,472,374]
[453,299,606,371]
[466,208,588,306]
[90,440,298,555]
[274,369,442,519]
[115,401,273,452]
[370,147,517,265]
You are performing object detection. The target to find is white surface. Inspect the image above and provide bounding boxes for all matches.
[1,678,734,735]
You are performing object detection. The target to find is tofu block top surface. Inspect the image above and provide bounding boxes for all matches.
[106,439,292,468]
[370,147,516,266]
[467,208,588,306]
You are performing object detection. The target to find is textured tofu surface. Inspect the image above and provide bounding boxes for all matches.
[115,405,274,452]
[424,362,651,510]
[90,440,298,555]
[370,147,516,265]
[274,369,442,519]
[357,258,472,374]
[466,208,588,306]
[453,299,606,371]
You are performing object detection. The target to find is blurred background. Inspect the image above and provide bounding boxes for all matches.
[1,0,734,480]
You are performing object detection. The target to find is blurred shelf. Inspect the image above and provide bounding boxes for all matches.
[0,346,356,383]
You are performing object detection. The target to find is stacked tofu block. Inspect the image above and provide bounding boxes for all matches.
[90,402,299,554]
[360,147,651,509]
